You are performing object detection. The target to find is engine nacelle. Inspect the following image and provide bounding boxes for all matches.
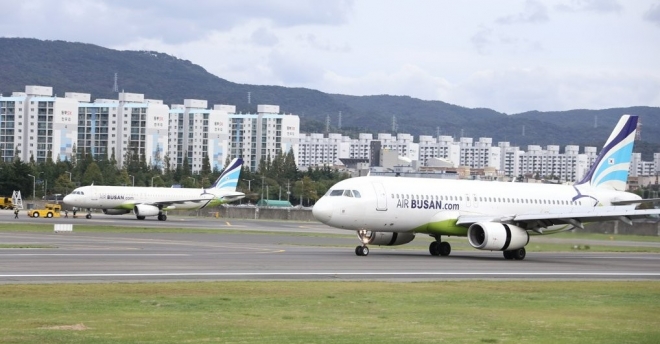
[467,222,529,251]
[361,232,415,246]
[102,209,131,215]
[133,204,160,217]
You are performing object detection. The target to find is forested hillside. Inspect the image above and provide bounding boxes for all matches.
[1,38,659,157]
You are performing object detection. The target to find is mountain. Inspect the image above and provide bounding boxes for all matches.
[1,37,659,157]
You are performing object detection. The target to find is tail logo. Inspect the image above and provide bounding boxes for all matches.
[576,115,638,192]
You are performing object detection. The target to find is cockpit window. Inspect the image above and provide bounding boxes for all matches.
[327,189,362,198]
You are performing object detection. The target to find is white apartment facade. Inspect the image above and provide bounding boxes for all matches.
[167,100,231,172]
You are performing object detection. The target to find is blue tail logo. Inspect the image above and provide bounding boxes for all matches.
[212,158,243,191]
[575,115,637,191]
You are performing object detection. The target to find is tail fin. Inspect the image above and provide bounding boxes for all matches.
[211,158,243,191]
[575,115,638,191]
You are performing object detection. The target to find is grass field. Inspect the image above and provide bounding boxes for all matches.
[0,281,658,344]
[1,222,659,343]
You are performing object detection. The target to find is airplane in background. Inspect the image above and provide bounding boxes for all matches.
[313,115,660,260]
[63,158,245,221]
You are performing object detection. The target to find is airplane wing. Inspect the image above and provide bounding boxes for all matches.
[119,197,215,209]
[456,207,660,230]
[610,198,660,205]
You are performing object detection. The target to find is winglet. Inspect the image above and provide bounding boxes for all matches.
[211,158,244,191]
[575,115,638,191]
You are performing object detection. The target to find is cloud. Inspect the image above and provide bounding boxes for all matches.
[471,26,493,55]
[446,68,660,114]
[496,0,550,24]
[644,3,660,26]
[321,64,452,101]
[0,0,355,45]
[251,27,279,47]
[555,0,623,13]
[297,34,351,53]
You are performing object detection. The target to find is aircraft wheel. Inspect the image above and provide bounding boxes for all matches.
[137,216,146,220]
[33,212,39,218]
[438,242,451,256]
[429,241,440,256]
[86,214,92,219]
[503,251,514,260]
[355,246,369,256]
[46,212,53,218]
[512,248,526,260]
[162,214,167,221]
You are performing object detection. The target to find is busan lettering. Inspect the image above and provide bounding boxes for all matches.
[103,195,134,201]
[396,199,460,210]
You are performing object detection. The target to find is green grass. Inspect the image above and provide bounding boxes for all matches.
[0,244,56,249]
[0,281,658,344]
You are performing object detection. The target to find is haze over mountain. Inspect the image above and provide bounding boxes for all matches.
[1,38,659,158]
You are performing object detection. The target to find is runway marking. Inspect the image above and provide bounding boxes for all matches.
[0,272,659,278]
[0,253,189,256]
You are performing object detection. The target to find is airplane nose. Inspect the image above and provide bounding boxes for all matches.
[312,197,333,224]
[63,194,73,205]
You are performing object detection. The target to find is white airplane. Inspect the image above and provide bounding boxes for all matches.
[313,115,660,260]
[63,158,245,221]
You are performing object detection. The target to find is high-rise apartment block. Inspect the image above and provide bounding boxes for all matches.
[3,85,660,181]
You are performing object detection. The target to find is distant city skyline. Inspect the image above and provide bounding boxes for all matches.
[1,1,659,114]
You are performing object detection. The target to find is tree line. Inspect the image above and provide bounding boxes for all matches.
[0,149,349,206]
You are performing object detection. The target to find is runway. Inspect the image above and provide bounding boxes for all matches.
[1,211,659,283]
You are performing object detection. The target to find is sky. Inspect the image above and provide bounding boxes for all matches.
[2,0,660,114]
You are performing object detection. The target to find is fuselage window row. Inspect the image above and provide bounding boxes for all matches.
[389,194,583,206]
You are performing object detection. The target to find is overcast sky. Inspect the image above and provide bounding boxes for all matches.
[2,0,660,114]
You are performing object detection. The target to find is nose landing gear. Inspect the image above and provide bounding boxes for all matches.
[355,245,369,256]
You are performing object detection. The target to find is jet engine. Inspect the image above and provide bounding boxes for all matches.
[102,209,131,215]
[467,222,529,251]
[359,231,415,246]
[133,204,160,217]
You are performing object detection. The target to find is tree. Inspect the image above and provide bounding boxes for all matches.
[82,162,103,186]
[53,174,76,195]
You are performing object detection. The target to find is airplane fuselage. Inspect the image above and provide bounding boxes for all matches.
[313,176,641,236]
[63,185,223,211]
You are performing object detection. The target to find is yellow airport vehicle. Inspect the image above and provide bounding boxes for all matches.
[0,197,13,209]
[27,203,62,218]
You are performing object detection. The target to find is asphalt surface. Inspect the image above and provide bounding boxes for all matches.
[1,210,659,283]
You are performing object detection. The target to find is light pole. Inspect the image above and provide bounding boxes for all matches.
[261,176,265,202]
[129,175,134,187]
[64,171,72,196]
[300,179,304,207]
[188,176,196,187]
[28,174,35,200]
[242,179,253,192]
[151,176,156,187]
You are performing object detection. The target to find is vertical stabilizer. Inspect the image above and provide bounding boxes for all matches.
[575,115,638,191]
[212,158,243,191]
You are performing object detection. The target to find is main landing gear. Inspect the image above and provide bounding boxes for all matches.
[429,239,451,256]
[503,248,526,260]
[157,213,167,221]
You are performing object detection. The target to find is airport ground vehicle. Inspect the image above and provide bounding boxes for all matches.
[27,203,62,218]
[0,197,13,209]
